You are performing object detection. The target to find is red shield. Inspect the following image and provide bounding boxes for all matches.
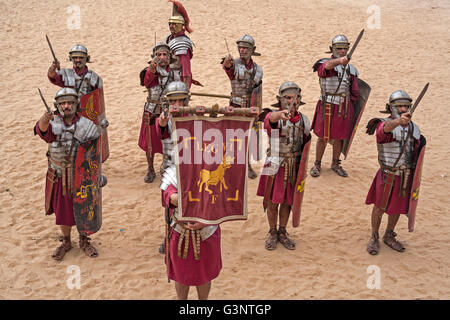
[73,137,102,236]
[250,83,263,113]
[407,135,426,232]
[292,136,311,227]
[79,88,110,162]
[171,116,254,224]
[342,78,371,158]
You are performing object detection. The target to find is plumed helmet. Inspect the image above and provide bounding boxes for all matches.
[69,44,90,62]
[164,81,190,103]
[168,0,193,33]
[329,34,350,58]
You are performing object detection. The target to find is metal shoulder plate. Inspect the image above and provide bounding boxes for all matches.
[88,70,103,89]
[254,63,263,84]
[49,116,64,135]
[168,35,193,56]
[74,116,101,143]
[347,63,359,77]
[312,58,331,72]
[160,164,177,191]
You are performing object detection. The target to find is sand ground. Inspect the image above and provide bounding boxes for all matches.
[0,0,449,299]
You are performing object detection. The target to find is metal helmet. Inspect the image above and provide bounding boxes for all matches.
[330,34,350,58]
[164,81,190,105]
[236,34,260,58]
[386,90,412,118]
[69,44,90,62]
[53,87,79,116]
[152,42,171,57]
[150,42,171,65]
[275,81,305,110]
[389,90,412,107]
[168,0,193,33]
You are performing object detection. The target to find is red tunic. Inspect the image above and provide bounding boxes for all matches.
[162,184,222,286]
[34,115,80,226]
[311,60,359,140]
[256,112,309,205]
[365,121,420,214]
[137,67,168,155]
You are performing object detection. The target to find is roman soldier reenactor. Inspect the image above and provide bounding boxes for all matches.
[35,88,104,260]
[365,89,427,255]
[310,34,360,178]
[222,34,263,179]
[139,42,181,183]
[256,82,311,251]
[47,44,103,98]
[158,81,222,299]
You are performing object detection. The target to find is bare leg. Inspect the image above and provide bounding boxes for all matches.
[367,206,383,255]
[196,281,211,300]
[371,206,384,233]
[175,282,190,300]
[311,137,326,177]
[386,213,401,231]
[278,203,291,228]
[267,202,279,229]
[144,151,156,183]
[332,139,342,159]
[315,137,327,162]
[60,225,72,237]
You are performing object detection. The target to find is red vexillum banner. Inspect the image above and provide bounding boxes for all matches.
[172,116,255,225]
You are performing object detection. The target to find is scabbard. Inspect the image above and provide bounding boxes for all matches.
[165,206,172,283]
[380,171,395,211]
[400,169,411,198]
[143,112,153,155]
[45,168,57,214]
[263,175,275,211]
[323,103,332,144]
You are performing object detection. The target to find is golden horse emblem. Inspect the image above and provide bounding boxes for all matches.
[197,155,234,195]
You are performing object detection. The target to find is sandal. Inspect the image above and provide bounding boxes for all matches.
[79,235,99,258]
[52,235,72,261]
[310,160,321,177]
[367,232,380,255]
[383,229,405,252]
[278,226,296,250]
[265,227,278,250]
[331,159,348,177]
[144,167,156,183]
